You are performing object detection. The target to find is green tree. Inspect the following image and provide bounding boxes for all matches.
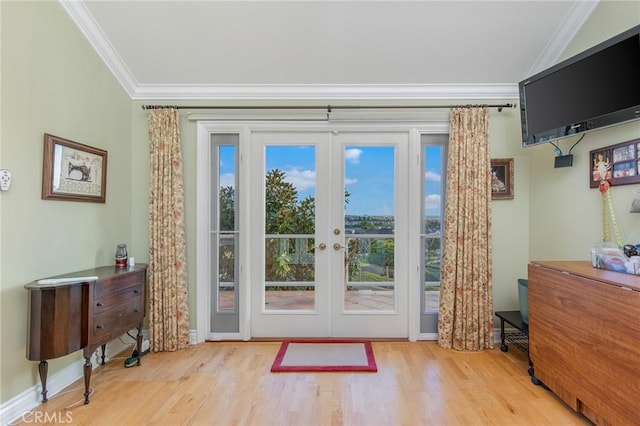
[296,195,315,235]
[219,186,235,231]
[218,186,236,284]
[369,238,395,278]
[264,169,316,283]
[265,169,299,234]
[359,216,374,231]
[220,169,352,285]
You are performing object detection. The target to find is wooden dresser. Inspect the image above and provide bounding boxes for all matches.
[25,264,147,404]
[528,261,640,425]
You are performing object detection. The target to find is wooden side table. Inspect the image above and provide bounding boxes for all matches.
[26,264,147,404]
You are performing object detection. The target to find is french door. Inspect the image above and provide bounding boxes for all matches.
[249,130,408,338]
[198,120,448,342]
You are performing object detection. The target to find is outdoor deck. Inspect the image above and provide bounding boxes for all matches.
[220,289,440,311]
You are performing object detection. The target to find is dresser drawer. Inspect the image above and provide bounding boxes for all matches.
[93,285,142,315]
[94,270,144,299]
[92,297,143,341]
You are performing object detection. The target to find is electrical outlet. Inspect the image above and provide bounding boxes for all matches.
[0,169,11,191]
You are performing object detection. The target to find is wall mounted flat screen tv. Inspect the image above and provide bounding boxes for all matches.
[519,25,640,147]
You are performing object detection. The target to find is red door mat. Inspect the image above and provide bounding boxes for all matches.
[270,340,377,372]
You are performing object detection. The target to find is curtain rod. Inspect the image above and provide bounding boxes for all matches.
[141,103,516,112]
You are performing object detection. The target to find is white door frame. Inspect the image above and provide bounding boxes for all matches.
[250,129,408,338]
[195,118,449,343]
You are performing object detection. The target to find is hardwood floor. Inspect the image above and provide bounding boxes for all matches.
[19,341,591,425]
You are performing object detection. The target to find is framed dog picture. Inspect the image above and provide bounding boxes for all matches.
[42,133,108,203]
[491,158,514,200]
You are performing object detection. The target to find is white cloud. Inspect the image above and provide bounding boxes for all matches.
[424,194,441,210]
[345,148,363,164]
[345,177,358,185]
[284,167,316,191]
[425,170,441,182]
[219,172,235,188]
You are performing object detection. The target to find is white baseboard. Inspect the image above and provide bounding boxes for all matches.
[494,328,501,343]
[189,329,198,346]
[0,329,148,426]
[0,358,83,426]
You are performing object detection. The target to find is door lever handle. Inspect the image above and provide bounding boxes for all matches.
[314,243,327,251]
[333,243,346,251]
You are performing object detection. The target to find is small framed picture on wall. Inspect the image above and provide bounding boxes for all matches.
[491,158,514,200]
[42,133,108,203]
[589,138,639,188]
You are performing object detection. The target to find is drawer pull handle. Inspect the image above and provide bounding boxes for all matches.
[96,325,103,329]
[134,309,140,313]
[96,302,103,307]
[133,290,140,294]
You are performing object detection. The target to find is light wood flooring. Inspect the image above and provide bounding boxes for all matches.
[19,341,591,426]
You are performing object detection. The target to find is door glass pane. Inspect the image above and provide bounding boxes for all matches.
[344,146,395,311]
[422,144,444,313]
[211,135,239,334]
[217,145,237,312]
[264,146,316,311]
[217,234,236,310]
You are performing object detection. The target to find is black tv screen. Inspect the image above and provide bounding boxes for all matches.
[519,25,640,147]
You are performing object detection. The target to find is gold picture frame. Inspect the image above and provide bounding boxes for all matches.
[491,158,514,200]
[42,134,107,203]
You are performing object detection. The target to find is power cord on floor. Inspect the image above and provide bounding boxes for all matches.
[124,339,150,368]
[63,387,95,410]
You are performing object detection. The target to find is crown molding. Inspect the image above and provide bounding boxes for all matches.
[132,83,519,101]
[60,0,595,101]
[526,0,599,77]
[60,0,524,101]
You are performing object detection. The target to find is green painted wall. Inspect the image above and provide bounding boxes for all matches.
[528,1,640,261]
[0,1,133,404]
[1,0,638,411]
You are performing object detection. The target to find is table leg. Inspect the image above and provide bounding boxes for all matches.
[136,326,143,366]
[499,318,508,352]
[100,344,106,365]
[38,360,48,403]
[83,356,92,404]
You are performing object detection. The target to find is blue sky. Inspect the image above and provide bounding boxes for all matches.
[219,145,443,216]
[423,145,443,216]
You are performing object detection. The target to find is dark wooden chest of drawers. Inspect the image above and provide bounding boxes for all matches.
[26,264,147,404]
[89,269,144,345]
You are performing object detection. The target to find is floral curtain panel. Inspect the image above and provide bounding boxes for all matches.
[147,108,190,352]
[438,107,494,351]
